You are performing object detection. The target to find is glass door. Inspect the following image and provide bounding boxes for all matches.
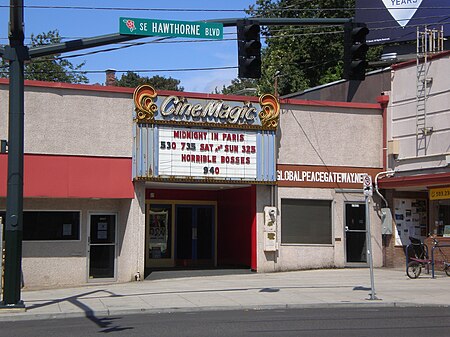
[175,205,214,267]
[146,204,173,268]
[345,203,367,263]
[88,214,116,279]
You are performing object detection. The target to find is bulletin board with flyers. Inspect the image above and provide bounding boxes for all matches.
[394,198,427,246]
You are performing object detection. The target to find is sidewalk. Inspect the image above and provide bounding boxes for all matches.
[1,268,449,322]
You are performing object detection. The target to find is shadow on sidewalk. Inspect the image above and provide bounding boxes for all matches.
[24,281,371,320]
[26,290,133,333]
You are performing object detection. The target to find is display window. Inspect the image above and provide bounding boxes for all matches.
[281,199,332,245]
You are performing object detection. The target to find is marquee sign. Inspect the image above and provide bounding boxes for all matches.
[132,85,279,183]
[158,127,257,179]
[132,85,280,130]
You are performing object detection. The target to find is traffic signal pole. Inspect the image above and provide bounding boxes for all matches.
[1,0,27,308]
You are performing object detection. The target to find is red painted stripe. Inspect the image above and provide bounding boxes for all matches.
[0,154,134,198]
[281,97,381,110]
[0,78,261,103]
[1,78,386,108]
[392,51,450,71]
[377,94,390,170]
[250,185,257,271]
[378,172,450,189]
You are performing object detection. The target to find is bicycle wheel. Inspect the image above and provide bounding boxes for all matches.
[445,264,450,277]
[407,261,422,279]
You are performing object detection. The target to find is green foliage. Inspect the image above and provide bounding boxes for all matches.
[214,78,258,96]
[251,0,357,96]
[116,72,184,91]
[1,30,88,83]
[217,0,383,97]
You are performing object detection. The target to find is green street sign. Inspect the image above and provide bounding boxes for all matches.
[119,17,223,40]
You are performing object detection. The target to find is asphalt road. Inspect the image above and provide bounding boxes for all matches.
[1,307,450,336]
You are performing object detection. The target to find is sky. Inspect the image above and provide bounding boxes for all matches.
[0,0,257,93]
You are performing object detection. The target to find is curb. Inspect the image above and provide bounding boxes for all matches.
[1,301,448,322]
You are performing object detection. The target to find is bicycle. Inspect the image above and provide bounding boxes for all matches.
[406,236,450,279]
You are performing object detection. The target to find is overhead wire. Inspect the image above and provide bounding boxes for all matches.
[1,4,449,11]
[1,5,448,80]
[0,13,447,43]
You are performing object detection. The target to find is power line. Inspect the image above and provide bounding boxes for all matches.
[1,4,449,11]
[0,5,249,12]
[1,14,447,43]
[0,65,237,76]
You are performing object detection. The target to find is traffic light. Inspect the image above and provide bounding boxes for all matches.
[237,19,261,79]
[343,22,369,81]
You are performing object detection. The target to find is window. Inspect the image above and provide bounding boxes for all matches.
[281,199,332,244]
[0,211,80,241]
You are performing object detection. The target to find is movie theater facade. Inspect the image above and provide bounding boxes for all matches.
[0,80,384,288]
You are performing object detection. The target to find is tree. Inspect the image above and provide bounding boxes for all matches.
[0,30,88,83]
[240,0,382,97]
[214,78,258,96]
[116,72,184,91]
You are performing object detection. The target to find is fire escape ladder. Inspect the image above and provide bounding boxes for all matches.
[415,26,443,156]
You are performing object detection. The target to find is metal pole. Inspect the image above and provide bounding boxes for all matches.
[1,0,26,307]
[365,195,377,300]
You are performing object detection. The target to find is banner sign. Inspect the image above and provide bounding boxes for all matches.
[277,164,382,189]
[429,187,450,200]
[355,0,450,44]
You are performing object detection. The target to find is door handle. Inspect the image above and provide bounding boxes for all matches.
[345,226,349,231]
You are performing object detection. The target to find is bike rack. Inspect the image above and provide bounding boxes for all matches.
[431,243,450,278]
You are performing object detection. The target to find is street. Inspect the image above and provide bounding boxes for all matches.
[1,307,449,336]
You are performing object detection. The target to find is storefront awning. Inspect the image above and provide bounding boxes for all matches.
[378,172,450,189]
[0,154,134,198]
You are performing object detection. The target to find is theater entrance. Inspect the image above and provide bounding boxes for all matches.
[175,205,215,267]
[145,200,216,269]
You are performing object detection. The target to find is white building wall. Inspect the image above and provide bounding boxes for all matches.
[0,198,131,289]
[388,54,450,171]
[1,83,133,157]
[279,104,382,167]
[117,181,146,283]
[265,103,383,271]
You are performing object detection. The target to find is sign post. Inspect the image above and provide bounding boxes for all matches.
[119,18,223,40]
[363,174,377,300]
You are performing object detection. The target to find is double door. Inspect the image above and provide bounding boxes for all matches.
[146,203,215,268]
[176,205,215,267]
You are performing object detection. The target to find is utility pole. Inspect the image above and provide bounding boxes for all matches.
[1,0,27,308]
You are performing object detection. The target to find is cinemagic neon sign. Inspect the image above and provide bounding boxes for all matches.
[159,95,258,124]
[133,85,280,130]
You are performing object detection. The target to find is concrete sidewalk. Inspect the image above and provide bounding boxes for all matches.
[1,268,449,322]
